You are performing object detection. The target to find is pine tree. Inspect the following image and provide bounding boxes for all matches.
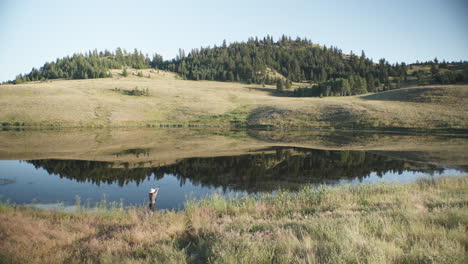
[319,68,327,82]
[227,72,234,82]
[341,78,351,96]
[178,60,187,79]
[276,78,284,91]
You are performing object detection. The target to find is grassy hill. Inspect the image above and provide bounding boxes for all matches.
[0,69,467,131]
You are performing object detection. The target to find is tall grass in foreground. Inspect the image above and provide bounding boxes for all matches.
[0,177,467,263]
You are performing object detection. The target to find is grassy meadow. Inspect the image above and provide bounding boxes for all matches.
[0,69,467,131]
[0,177,466,263]
[1,67,467,263]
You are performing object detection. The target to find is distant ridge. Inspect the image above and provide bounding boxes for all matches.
[6,35,467,96]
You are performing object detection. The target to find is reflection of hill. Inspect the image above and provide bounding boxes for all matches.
[27,147,446,192]
[368,150,468,169]
[247,130,369,147]
[3,129,468,169]
[248,130,468,150]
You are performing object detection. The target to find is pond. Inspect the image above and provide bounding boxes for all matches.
[0,128,467,210]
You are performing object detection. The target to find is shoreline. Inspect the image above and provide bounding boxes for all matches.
[1,177,466,263]
[2,125,468,136]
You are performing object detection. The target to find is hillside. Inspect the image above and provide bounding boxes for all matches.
[0,70,467,131]
[161,36,395,86]
[7,37,467,100]
[8,36,409,94]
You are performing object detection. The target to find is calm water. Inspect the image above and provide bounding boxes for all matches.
[0,129,467,210]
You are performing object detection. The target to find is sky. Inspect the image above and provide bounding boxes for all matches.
[0,0,467,82]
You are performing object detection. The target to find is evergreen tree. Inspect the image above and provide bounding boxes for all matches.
[285,78,291,89]
[227,71,234,82]
[276,78,284,91]
[9,47,151,83]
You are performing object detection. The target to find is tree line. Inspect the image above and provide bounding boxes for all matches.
[295,60,468,97]
[7,36,467,97]
[294,76,369,97]
[161,35,406,91]
[7,36,405,87]
[10,48,153,84]
[413,60,468,86]
[26,147,442,192]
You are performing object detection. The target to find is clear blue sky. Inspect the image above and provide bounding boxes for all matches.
[1,0,467,82]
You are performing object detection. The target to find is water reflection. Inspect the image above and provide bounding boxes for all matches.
[113,148,151,158]
[1,128,467,209]
[27,147,450,192]
[27,159,156,186]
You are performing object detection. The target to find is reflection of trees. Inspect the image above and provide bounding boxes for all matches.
[28,160,158,187]
[27,147,444,192]
[157,147,443,192]
[113,148,150,158]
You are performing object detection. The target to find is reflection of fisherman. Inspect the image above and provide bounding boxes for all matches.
[149,187,160,213]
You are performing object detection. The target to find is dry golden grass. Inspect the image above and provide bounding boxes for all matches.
[1,177,466,263]
[0,70,467,130]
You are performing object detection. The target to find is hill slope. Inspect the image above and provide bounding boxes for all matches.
[8,36,410,94]
[0,70,467,131]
